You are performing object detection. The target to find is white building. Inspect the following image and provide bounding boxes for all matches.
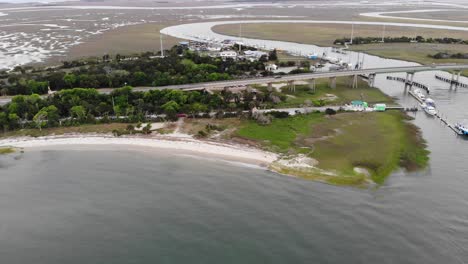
[244,50,268,61]
[219,51,238,60]
[265,64,278,71]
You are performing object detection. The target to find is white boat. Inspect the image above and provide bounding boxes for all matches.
[425,98,436,107]
[423,106,437,116]
[414,88,426,101]
[455,122,468,136]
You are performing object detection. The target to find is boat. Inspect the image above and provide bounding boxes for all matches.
[425,98,436,107]
[455,122,468,135]
[414,88,426,101]
[423,106,437,116]
[307,53,319,60]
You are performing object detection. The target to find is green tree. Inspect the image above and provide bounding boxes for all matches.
[269,49,278,61]
[0,112,8,132]
[142,123,152,135]
[63,74,77,88]
[70,105,87,122]
[8,113,20,130]
[131,71,147,86]
[189,103,208,118]
[161,100,180,119]
[33,105,59,130]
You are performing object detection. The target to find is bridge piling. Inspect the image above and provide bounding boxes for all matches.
[351,75,358,89]
[288,80,296,92]
[267,82,273,92]
[309,79,316,93]
[368,73,376,88]
[329,77,337,89]
[405,72,415,89]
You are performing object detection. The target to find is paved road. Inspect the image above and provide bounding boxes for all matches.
[1,64,468,106]
[121,64,468,92]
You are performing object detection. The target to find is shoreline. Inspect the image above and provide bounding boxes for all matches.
[0,134,278,168]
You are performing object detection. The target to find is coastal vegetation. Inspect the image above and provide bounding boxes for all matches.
[0,46,267,96]
[0,42,429,186]
[430,52,468,60]
[213,23,468,48]
[0,73,392,134]
[0,147,15,155]
[263,79,392,108]
[0,79,430,186]
[334,36,468,45]
[0,83,289,132]
[236,112,428,186]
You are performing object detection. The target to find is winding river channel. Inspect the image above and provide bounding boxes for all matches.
[1,20,468,263]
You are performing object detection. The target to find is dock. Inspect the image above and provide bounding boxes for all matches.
[435,74,468,88]
[409,89,464,136]
[408,90,424,104]
[386,76,430,93]
[435,112,465,136]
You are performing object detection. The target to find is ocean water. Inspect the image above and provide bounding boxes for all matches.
[1,144,467,264]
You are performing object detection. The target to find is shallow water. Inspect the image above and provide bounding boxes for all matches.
[0,145,467,264]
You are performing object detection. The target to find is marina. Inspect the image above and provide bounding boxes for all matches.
[408,86,466,136]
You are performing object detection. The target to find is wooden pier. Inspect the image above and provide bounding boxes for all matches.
[408,90,424,104]
[435,74,468,88]
[408,89,464,135]
[435,112,464,135]
[386,76,430,93]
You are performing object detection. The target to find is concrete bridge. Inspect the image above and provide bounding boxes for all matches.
[1,64,468,106]
[144,64,468,91]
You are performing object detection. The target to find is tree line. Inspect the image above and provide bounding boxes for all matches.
[334,36,468,45]
[0,85,287,132]
[430,52,468,59]
[0,46,269,96]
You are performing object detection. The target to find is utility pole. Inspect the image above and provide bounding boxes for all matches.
[361,53,365,69]
[239,23,242,52]
[381,25,386,43]
[160,33,164,57]
[350,23,354,45]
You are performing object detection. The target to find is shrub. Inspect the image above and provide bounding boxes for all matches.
[268,111,290,118]
[197,130,208,138]
[325,108,337,115]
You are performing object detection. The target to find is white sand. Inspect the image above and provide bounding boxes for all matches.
[0,135,278,166]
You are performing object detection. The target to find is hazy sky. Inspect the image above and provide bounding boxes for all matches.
[0,0,73,2]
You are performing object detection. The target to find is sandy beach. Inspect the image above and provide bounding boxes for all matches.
[0,134,278,167]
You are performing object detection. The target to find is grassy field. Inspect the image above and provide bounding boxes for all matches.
[236,113,325,153]
[357,15,468,28]
[266,77,392,108]
[236,112,428,186]
[0,123,130,138]
[67,23,182,60]
[214,23,468,48]
[350,43,468,64]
